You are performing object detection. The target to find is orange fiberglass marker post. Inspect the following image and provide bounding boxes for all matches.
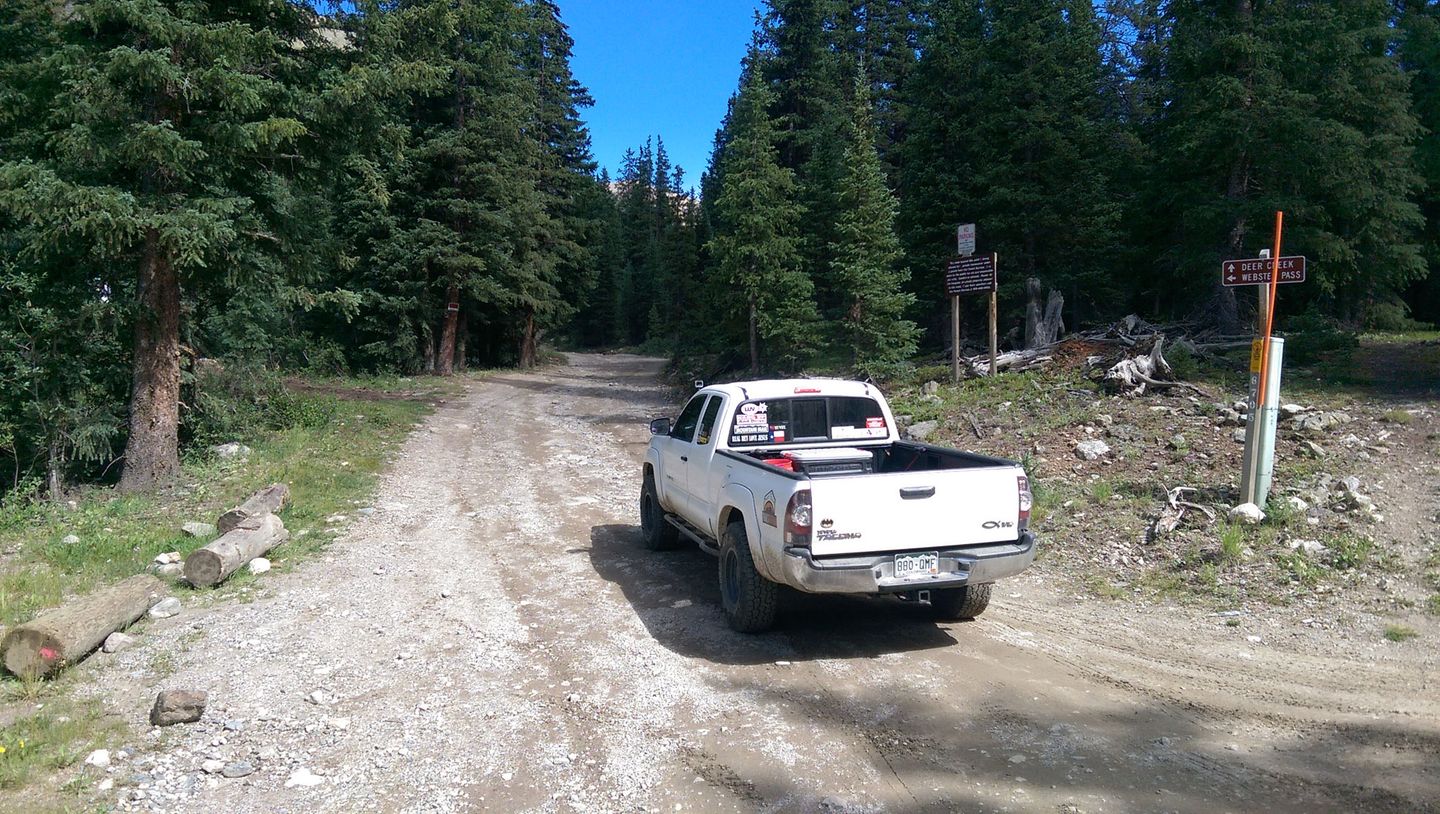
[1256,211,1284,409]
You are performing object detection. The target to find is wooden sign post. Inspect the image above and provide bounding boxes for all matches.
[943,238,998,380]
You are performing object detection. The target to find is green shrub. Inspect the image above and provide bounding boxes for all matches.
[1364,300,1433,333]
[265,392,339,430]
[1167,342,1200,381]
[1384,624,1418,642]
[1282,310,1359,365]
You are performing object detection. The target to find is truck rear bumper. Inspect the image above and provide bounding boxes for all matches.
[779,533,1037,594]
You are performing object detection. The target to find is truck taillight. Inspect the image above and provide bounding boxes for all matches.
[1017,475,1032,532]
[784,490,812,546]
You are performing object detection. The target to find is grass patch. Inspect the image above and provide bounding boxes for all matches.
[0,385,432,630]
[1380,409,1414,425]
[1083,575,1129,600]
[0,696,121,792]
[1384,624,1419,642]
[1427,595,1440,616]
[1219,524,1245,563]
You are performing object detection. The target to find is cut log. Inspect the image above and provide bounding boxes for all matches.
[217,483,290,534]
[184,513,288,588]
[1,574,164,679]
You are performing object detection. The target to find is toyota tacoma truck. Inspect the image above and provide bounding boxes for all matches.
[641,379,1037,632]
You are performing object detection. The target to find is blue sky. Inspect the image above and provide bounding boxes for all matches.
[562,1,761,189]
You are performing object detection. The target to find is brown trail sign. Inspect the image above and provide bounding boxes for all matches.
[945,254,997,296]
[1222,256,1306,287]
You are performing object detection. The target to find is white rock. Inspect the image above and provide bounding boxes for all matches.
[84,749,111,768]
[202,759,225,774]
[98,778,114,791]
[181,522,216,538]
[1288,539,1327,555]
[62,534,81,546]
[1229,503,1265,525]
[210,442,252,460]
[328,717,350,730]
[148,597,182,619]
[284,768,325,788]
[153,552,182,565]
[306,690,331,706]
[102,632,137,654]
[156,563,184,579]
[1285,496,1309,513]
[1074,440,1111,461]
[247,558,272,575]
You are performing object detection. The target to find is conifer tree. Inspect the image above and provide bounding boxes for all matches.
[829,69,918,377]
[708,62,819,374]
[1148,0,1424,328]
[0,0,322,490]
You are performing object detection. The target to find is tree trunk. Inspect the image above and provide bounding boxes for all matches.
[47,439,63,502]
[422,329,435,374]
[217,483,291,535]
[184,513,288,588]
[748,292,759,376]
[1,574,164,679]
[1024,278,1043,348]
[456,311,468,372]
[436,284,460,376]
[120,229,182,492]
[518,308,538,369]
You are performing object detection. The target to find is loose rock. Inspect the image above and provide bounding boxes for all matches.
[248,558,272,575]
[84,749,111,769]
[62,534,80,546]
[221,761,255,779]
[1229,503,1266,525]
[102,632,137,654]
[148,597,182,619]
[182,522,217,539]
[905,421,939,442]
[150,690,207,726]
[210,442,252,460]
[1074,440,1111,461]
[285,767,325,788]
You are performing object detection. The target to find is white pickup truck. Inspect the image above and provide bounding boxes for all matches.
[641,379,1037,632]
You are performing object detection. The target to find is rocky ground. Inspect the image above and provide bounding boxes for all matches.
[20,351,1440,813]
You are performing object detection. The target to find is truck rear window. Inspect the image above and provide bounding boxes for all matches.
[728,397,888,446]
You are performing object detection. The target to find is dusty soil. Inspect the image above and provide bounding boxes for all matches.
[76,353,1438,813]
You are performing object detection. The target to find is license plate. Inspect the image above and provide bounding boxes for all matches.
[894,552,940,579]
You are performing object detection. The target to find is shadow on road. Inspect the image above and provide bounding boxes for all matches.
[587,523,960,665]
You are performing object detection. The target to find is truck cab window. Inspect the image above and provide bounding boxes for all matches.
[696,396,724,445]
[671,395,708,442]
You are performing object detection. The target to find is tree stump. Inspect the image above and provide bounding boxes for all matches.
[1,574,164,679]
[217,483,290,534]
[184,514,288,588]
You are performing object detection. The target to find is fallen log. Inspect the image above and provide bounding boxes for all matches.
[184,513,289,588]
[217,483,290,534]
[1,574,164,679]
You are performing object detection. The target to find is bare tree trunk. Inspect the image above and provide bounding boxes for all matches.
[1024,278,1043,348]
[120,229,181,492]
[47,438,63,503]
[422,329,435,374]
[456,311,468,372]
[518,308,538,369]
[436,283,460,376]
[748,293,759,376]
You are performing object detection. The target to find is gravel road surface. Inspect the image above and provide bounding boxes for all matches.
[88,353,1439,813]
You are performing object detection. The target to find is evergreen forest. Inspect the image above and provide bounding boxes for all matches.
[3,0,1439,495]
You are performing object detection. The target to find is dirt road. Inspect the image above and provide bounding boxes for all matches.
[92,353,1438,813]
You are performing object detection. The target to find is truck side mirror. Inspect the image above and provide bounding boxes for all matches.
[649,418,672,436]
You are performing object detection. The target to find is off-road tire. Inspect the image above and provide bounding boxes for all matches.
[719,521,779,633]
[931,582,993,621]
[639,472,680,551]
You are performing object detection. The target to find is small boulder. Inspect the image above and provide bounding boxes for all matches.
[1300,440,1326,458]
[1074,440,1111,461]
[181,522,216,539]
[905,421,939,442]
[222,761,255,779]
[155,563,184,579]
[1229,503,1266,525]
[1233,400,1250,414]
[1288,539,1328,556]
[148,597,181,619]
[1232,429,1247,443]
[1279,403,1307,419]
[84,749,111,769]
[921,381,941,396]
[248,557,272,575]
[153,552,182,566]
[150,690,207,726]
[1167,434,1187,450]
[919,393,943,407]
[1105,424,1143,442]
[210,442,252,460]
[102,632,137,654]
[1334,475,1362,494]
[202,759,226,774]
[1285,496,1310,513]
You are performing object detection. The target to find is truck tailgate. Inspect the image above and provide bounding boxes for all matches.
[808,467,1023,556]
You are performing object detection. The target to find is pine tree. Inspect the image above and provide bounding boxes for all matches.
[1148,0,1424,328]
[1399,0,1440,324]
[708,62,819,374]
[829,68,919,377]
[0,0,323,491]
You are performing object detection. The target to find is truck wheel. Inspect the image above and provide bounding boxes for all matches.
[719,520,779,633]
[640,472,680,551]
[931,583,993,621]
